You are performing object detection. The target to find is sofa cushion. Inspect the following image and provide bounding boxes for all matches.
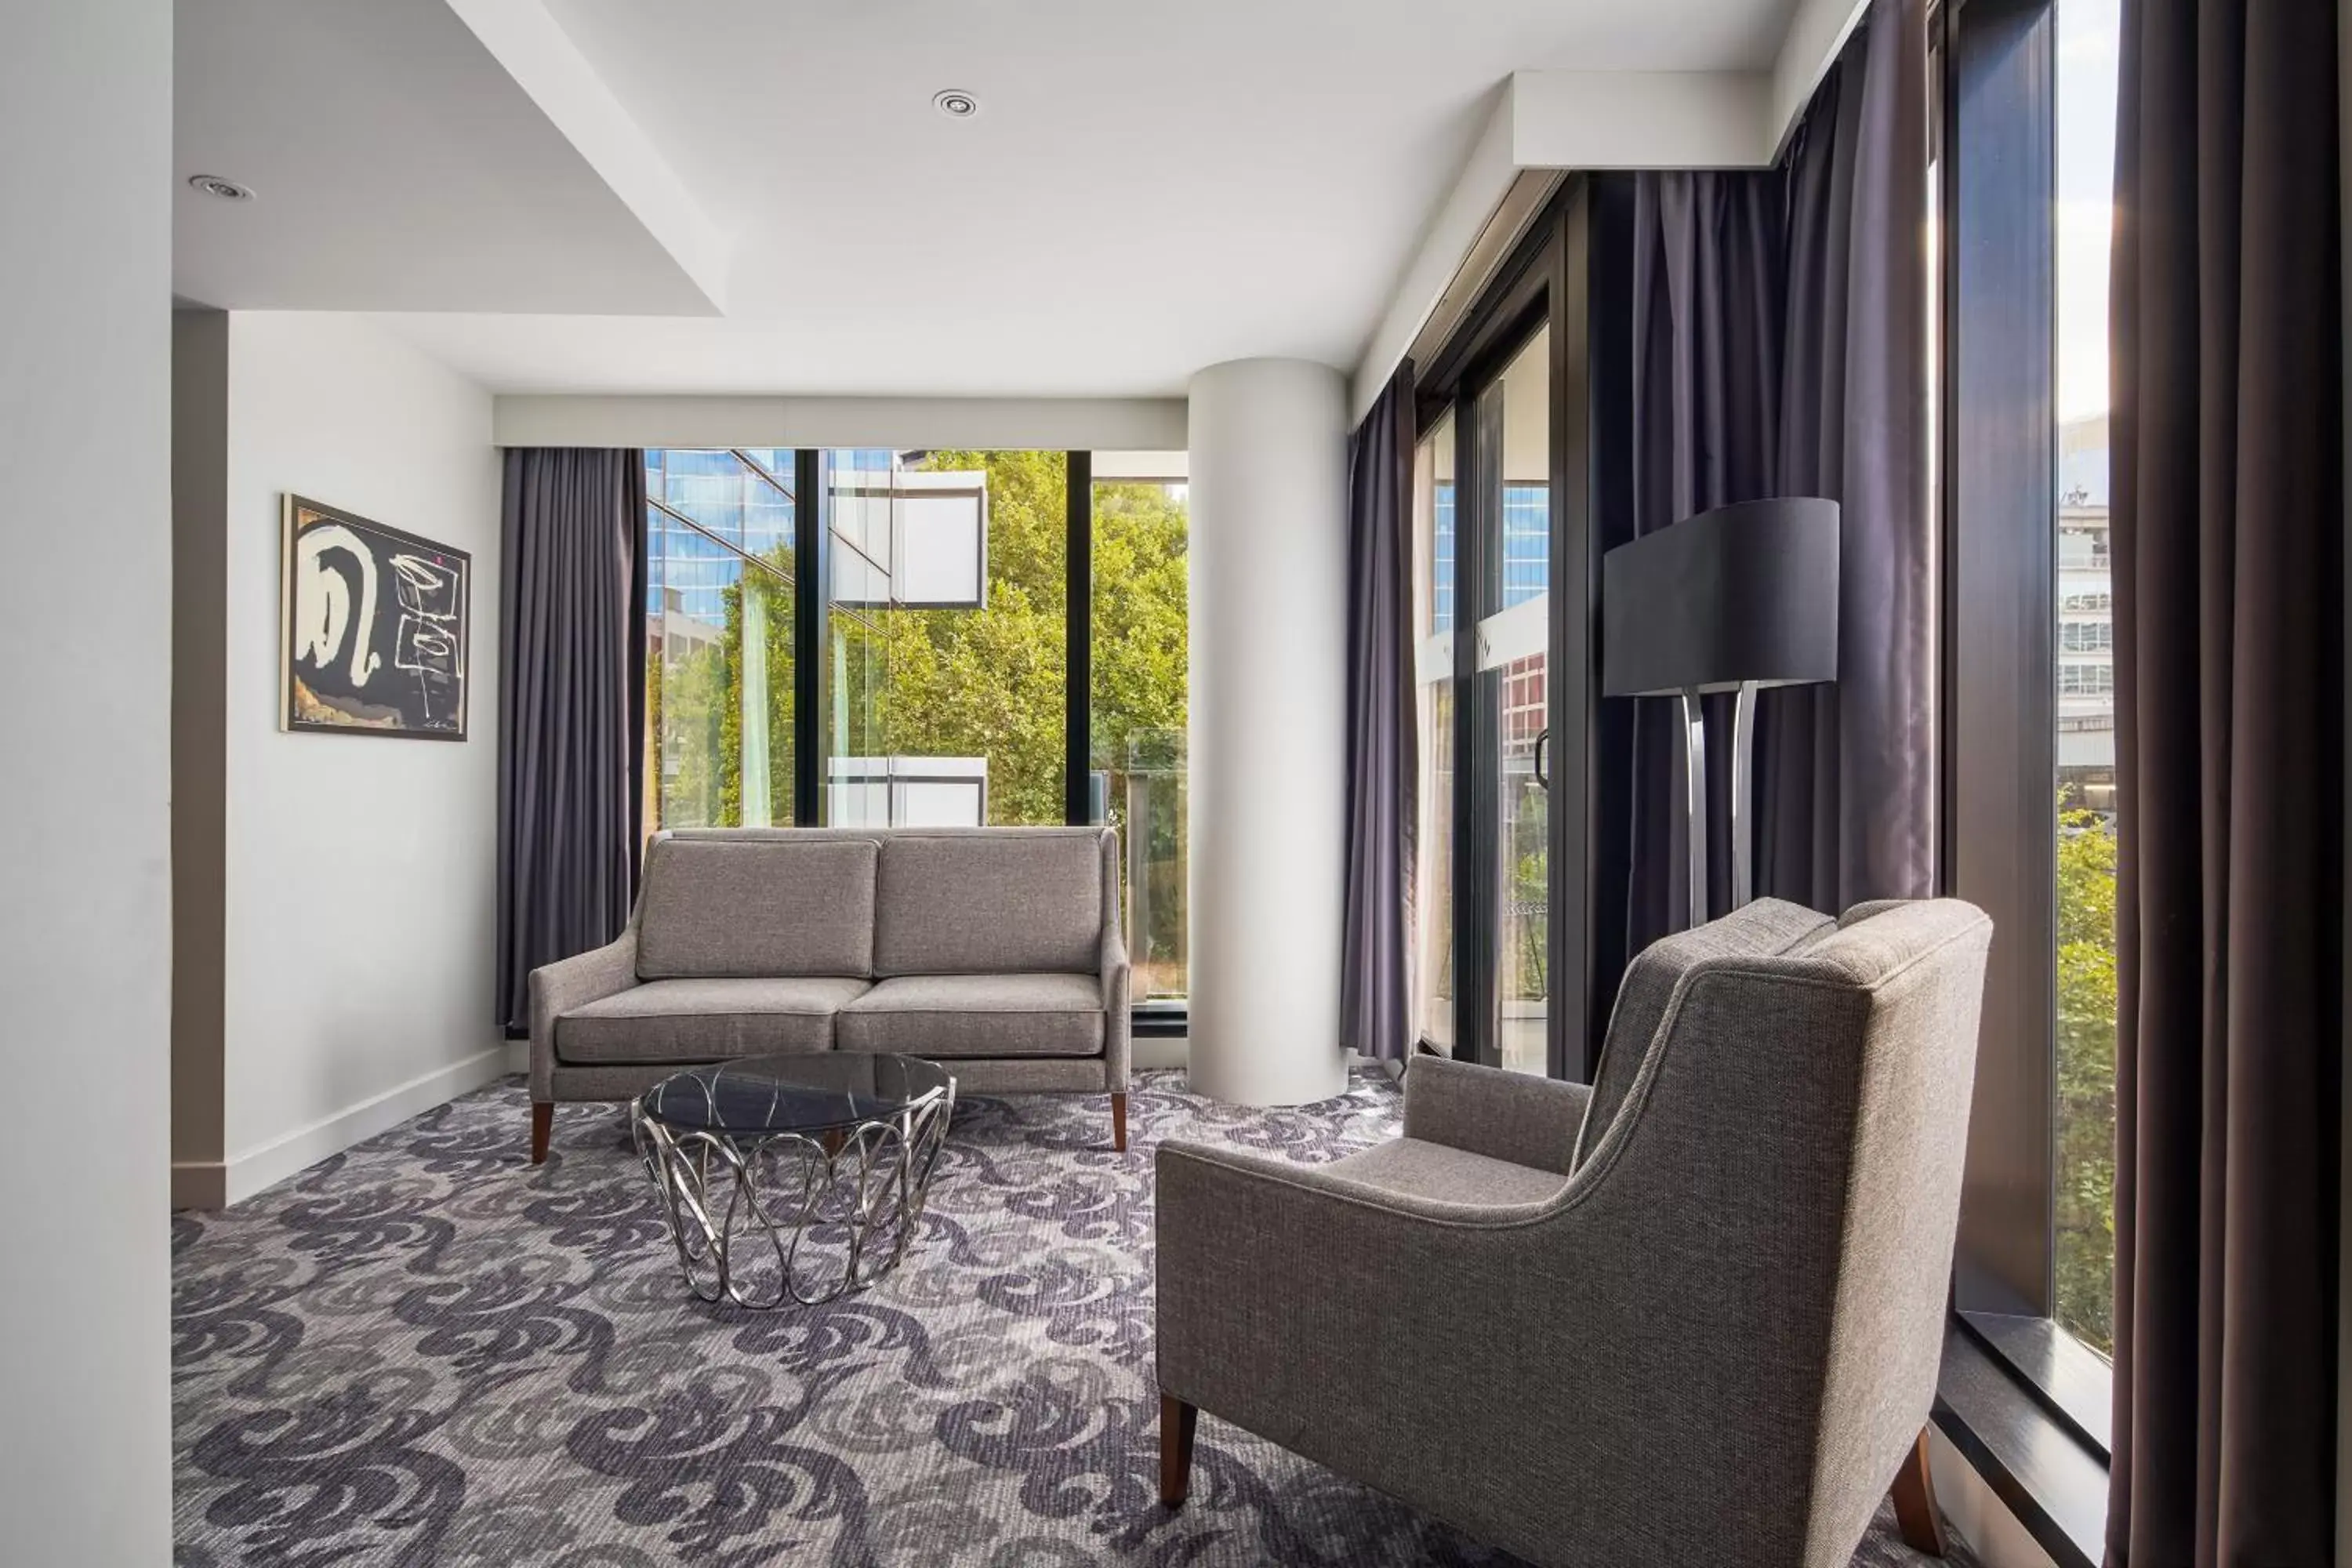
[637,836,880,979]
[557,977,870,1064]
[872,832,1105,976]
[837,973,1105,1058]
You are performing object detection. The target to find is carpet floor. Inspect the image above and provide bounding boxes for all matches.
[172,1069,1980,1567]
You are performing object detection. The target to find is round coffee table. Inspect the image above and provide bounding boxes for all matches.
[630,1054,955,1309]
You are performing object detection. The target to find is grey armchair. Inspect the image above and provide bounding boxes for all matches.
[1154,897,1992,1568]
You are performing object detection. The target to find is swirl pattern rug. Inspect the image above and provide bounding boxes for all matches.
[172,1069,1979,1567]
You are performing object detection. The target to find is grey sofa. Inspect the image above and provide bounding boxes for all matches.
[528,826,1131,1161]
[1155,896,1992,1568]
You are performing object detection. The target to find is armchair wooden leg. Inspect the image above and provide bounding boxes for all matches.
[530,1102,553,1166]
[1160,1394,1196,1508]
[1890,1426,1947,1557]
[1112,1092,1129,1152]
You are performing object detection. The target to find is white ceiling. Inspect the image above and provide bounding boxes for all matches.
[178,0,1801,397]
[173,0,715,316]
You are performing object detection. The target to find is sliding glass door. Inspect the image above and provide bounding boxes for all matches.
[1407,179,1606,1083]
[1471,328,1555,1074]
[1417,307,1569,1076]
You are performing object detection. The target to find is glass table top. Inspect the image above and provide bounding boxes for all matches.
[637,1054,952,1138]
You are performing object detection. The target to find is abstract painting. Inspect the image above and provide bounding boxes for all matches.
[280,495,470,739]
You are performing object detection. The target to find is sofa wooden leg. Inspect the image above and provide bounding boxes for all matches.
[530,1102,553,1166]
[1890,1426,1947,1557]
[1112,1092,1129,1152]
[1160,1393,1196,1508]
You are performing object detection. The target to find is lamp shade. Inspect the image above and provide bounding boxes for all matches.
[1601,496,1840,698]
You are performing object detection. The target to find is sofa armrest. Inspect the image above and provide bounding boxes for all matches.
[527,931,638,1101]
[1402,1054,1589,1177]
[1100,926,1131,1091]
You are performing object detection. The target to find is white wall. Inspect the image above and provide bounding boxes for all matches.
[0,1,175,1559]
[494,392,1188,452]
[216,312,503,1200]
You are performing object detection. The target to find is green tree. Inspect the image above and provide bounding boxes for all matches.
[1088,480,1190,993]
[856,448,1072,826]
[2054,800,2118,1356]
[648,545,796,829]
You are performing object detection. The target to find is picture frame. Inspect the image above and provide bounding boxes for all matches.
[280,494,471,740]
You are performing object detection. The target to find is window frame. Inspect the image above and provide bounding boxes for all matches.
[1936,0,2116,1477]
[1409,176,1610,1084]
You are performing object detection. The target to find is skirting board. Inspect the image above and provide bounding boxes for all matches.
[175,1043,516,1210]
[1134,1040,1396,1078]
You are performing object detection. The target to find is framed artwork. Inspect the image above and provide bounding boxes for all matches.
[280,495,471,739]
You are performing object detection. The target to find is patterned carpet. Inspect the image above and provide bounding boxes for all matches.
[172,1069,1978,1567]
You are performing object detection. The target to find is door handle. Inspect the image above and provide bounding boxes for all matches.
[1534,728,1550,790]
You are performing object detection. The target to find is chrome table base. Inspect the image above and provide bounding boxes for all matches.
[630,1085,954,1310]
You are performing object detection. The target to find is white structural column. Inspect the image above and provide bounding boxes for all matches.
[1186,359,1352,1105]
[2,0,174,1559]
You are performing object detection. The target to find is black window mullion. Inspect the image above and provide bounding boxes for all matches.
[1065,452,1094,825]
[793,448,825,826]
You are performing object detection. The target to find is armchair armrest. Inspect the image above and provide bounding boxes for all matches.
[1099,926,1131,1091]
[1402,1054,1589,1176]
[527,930,638,1101]
[1154,1138,1573,1459]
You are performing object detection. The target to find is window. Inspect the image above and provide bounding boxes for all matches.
[2050,0,2120,1361]
[1091,470,1190,1003]
[822,449,1064,827]
[642,445,1186,1019]
[2056,661,2112,696]
[1944,0,2122,1439]
[644,448,797,829]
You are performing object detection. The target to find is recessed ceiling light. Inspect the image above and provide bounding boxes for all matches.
[187,174,255,201]
[932,89,980,120]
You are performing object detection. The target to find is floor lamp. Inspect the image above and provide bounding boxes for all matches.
[1600,497,1840,926]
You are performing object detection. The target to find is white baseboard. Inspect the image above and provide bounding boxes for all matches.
[216,1043,515,1207]
[1133,1041,1409,1077]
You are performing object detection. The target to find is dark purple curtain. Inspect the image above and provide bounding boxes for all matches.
[496,448,647,1034]
[2107,0,2343,1560]
[1626,172,1788,943]
[1617,0,1930,972]
[1762,0,1933,917]
[1341,366,1418,1063]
